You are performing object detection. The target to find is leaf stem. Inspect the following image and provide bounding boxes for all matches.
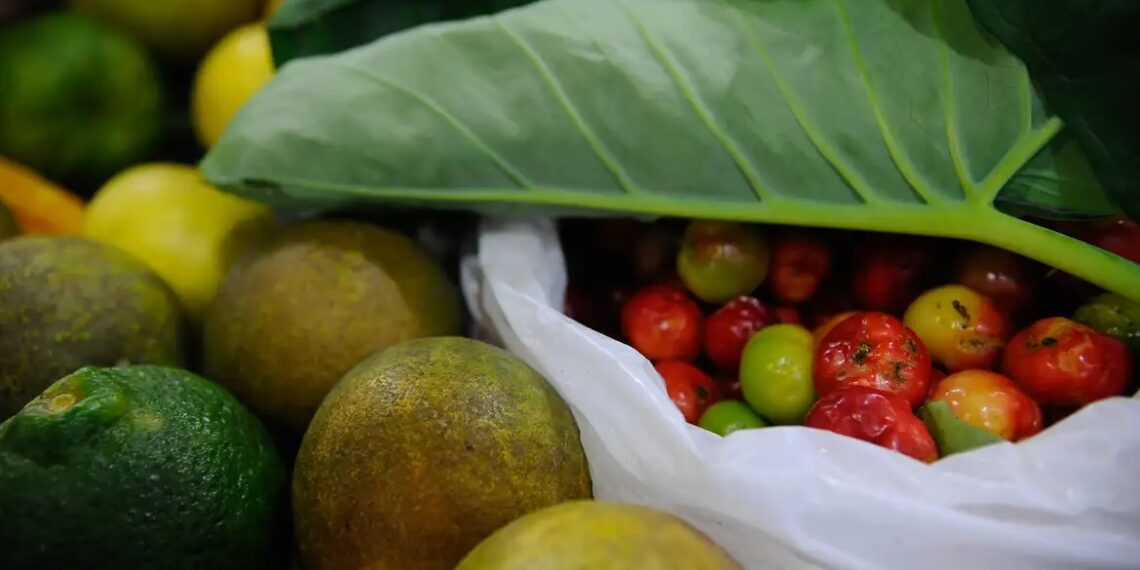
[964,211,1140,300]
[221,174,1140,300]
[976,117,1065,205]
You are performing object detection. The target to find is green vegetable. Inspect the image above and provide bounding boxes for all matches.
[920,401,1003,458]
[268,0,534,66]
[965,0,1140,223]
[203,0,1140,298]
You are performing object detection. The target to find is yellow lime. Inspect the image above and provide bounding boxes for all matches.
[192,24,275,148]
[85,163,276,322]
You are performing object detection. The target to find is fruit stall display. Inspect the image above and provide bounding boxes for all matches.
[0,0,1138,569]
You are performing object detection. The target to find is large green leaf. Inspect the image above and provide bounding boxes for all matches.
[268,0,535,66]
[202,0,1140,298]
[996,135,1121,221]
[965,0,1140,222]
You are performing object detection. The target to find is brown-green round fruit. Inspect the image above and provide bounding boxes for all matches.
[0,236,188,418]
[293,337,592,570]
[203,220,461,431]
[456,500,741,570]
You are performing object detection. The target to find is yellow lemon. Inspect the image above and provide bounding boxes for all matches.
[192,24,275,149]
[85,163,276,322]
[70,0,261,61]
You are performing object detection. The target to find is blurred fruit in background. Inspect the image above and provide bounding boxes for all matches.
[264,0,283,19]
[0,0,37,24]
[0,13,163,189]
[192,24,275,148]
[85,163,277,322]
[70,0,262,61]
[0,200,17,240]
[0,158,86,235]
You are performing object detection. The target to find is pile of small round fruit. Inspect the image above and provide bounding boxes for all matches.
[560,217,1140,462]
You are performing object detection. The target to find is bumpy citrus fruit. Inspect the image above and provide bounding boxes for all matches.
[0,365,285,569]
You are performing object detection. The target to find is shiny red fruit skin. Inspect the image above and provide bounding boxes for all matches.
[954,245,1038,315]
[926,367,947,400]
[805,387,939,463]
[621,285,703,361]
[704,296,770,371]
[773,306,802,325]
[718,376,744,400]
[852,241,935,312]
[769,233,832,304]
[1002,317,1131,406]
[814,312,932,407]
[655,361,720,423]
[1087,216,1140,264]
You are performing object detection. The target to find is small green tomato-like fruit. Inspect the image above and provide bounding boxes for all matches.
[739,324,816,425]
[698,400,767,436]
[1074,292,1140,358]
[677,221,769,303]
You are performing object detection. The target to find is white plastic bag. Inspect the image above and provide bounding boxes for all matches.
[461,217,1140,570]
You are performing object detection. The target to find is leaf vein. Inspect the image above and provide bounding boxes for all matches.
[735,13,882,205]
[834,0,944,206]
[932,0,977,197]
[615,0,772,203]
[337,62,537,189]
[1017,64,1032,135]
[492,14,641,194]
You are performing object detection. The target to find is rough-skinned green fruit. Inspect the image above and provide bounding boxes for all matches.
[0,13,162,187]
[0,236,187,418]
[0,365,286,569]
[293,337,592,570]
[456,500,741,570]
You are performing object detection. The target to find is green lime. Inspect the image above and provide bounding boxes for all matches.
[698,401,768,436]
[739,324,816,425]
[0,365,286,569]
[0,13,162,187]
